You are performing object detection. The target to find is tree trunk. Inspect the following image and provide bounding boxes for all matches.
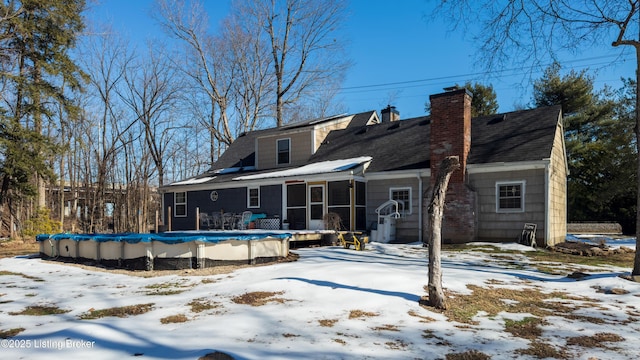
[426,156,460,309]
[633,43,640,277]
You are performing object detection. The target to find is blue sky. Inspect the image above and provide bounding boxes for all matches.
[86,0,637,119]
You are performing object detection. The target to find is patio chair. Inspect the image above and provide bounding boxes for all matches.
[222,212,235,230]
[199,213,211,229]
[237,211,253,230]
[210,212,222,229]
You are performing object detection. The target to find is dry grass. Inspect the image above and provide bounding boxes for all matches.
[384,339,409,350]
[0,327,25,338]
[318,319,338,327]
[188,298,222,313]
[0,239,39,258]
[160,314,189,324]
[9,305,69,316]
[348,309,378,319]
[516,342,569,359]
[422,329,452,346]
[504,317,546,339]
[434,284,593,325]
[143,281,191,296]
[79,303,154,319]
[565,332,624,348]
[371,324,400,331]
[0,270,44,282]
[443,243,634,268]
[445,350,491,360]
[407,309,436,322]
[231,291,287,306]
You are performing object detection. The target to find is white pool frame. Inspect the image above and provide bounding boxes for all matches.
[39,234,290,271]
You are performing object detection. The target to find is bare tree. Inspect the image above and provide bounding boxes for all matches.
[77,29,136,232]
[434,0,640,277]
[222,12,274,135]
[422,156,460,310]
[154,0,236,163]
[119,42,182,187]
[235,0,349,127]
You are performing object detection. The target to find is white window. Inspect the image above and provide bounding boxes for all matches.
[174,192,187,217]
[248,187,260,208]
[390,187,411,215]
[496,181,525,212]
[277,138,290,165]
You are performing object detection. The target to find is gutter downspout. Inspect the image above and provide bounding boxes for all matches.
[417,172,423,243]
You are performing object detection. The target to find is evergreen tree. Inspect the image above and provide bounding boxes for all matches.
[0,0,86,232]
[425,82,498,117]
[534,64,637,233]
[464,82,499,117]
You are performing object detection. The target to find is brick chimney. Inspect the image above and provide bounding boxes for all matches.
[429,87,472,184]
[428,87,476,243]
[381,105,400,122]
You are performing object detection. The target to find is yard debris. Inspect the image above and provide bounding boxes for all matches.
[551,240,635,257]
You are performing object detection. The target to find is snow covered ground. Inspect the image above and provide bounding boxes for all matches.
[1,241,639,360]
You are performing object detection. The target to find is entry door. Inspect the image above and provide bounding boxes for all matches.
[308,184,325,230]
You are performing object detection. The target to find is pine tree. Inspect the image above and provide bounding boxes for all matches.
[534,64,637,233]
[0,0,86,234]
[464,82,499,117]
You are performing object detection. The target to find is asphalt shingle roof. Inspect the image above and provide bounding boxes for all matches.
[173,105,561,186]
[468,105,561,164]
[310,105,561,172]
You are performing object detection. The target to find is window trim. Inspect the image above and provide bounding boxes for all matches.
[247,186,260,208]
[174,191,187,217]
[496,181,526,213]
[276,138,291,165]
[389,187,412,215]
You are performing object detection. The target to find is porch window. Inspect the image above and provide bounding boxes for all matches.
[390,187,411,215]
[355,181,367,230]
[174,192,187,217]
[328,181,351,230]
[248,187,260,208]
[277,138,290,165]
[496,181,525,212]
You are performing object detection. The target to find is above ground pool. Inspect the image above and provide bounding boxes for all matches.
[36,231,292,271]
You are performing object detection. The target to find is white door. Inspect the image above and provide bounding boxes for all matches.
[308,184,325,230]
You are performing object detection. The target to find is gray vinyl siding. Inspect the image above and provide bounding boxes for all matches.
[367,176,426,242]
[469,169,546,243]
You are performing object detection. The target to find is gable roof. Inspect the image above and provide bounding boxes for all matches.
[309,116,431,172]
[468,105,562,164]
[165,105,562,189]
[208,111,378,171]
[310,105,562,172]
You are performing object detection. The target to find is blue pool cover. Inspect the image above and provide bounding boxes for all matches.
[36,231,292,244]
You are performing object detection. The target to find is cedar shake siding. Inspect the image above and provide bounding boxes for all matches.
[469,169,546,243]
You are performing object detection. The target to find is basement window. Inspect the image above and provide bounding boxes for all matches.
[174,192,187,217]
[496,181,525,212]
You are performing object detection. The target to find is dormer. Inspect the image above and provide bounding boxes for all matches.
[254,113,377,170]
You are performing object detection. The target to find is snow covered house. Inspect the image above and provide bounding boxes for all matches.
[160,88,567,246]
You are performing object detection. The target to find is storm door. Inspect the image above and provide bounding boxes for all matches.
[308,184,325,229]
